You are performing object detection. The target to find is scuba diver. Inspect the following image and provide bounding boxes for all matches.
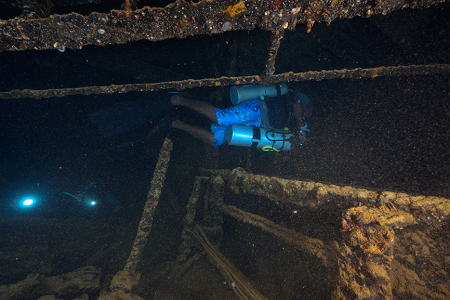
[6,179,122,218]
[55,179,122,217]
[171,84,313,151]
[89,84,312,152]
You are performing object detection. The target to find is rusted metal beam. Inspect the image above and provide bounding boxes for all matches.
[1,64,448,100]
[262,29,284,78]
[192,224,269,300]
[104,138,173,296]
[219,202,328,266]
[0,0,447,52]
[202,167,450,227]
[174,176,208,267]
[123,137,173,275]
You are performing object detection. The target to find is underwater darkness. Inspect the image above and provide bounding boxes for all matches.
[0,1,449,298]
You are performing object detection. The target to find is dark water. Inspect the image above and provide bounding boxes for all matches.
[0,1,449,299]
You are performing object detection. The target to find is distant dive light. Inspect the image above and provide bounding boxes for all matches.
[20,197,37,208]
[13,195,40,214]
[23,199,34,206]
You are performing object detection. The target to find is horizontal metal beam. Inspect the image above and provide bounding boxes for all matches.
[0,0,447,52]
[0,64,448,100]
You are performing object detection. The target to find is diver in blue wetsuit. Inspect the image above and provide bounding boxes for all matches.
[171,85,313,151]
[89,87,312,151]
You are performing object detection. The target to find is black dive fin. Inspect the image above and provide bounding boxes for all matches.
[89,93,175,138]
[104,108,178,152]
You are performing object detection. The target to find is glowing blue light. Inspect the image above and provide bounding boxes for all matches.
[23,199,34,206]
[18,196,38,210]
[89,201,96,206]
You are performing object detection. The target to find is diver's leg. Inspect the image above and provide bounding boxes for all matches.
[171,95,218,123]
[172,120,215,147]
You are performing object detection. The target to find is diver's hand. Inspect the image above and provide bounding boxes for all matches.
[298,130,308,144]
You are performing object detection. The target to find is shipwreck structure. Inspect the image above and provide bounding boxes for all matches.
[98,141,450,300]
[1,0,449,98]
[0,0,449,299]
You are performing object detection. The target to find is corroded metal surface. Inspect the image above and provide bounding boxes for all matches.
[342,205,416,230]
[337,205,450,299]
[392,227,450,299]
[0,0,447,52]
[338,206,395,299]
[216,167,450,227]
[1,64,448,100]
[123,138,173,275]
